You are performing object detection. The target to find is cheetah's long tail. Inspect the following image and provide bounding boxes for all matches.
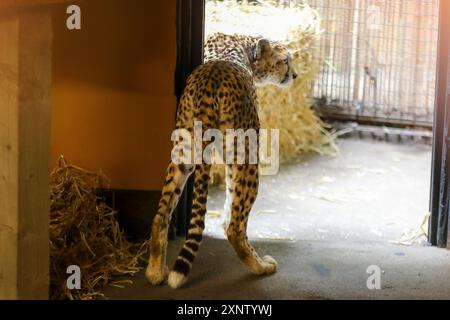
[168,163,212,289]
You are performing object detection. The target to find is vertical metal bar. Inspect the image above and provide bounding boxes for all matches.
[378,0,390,118]
[349,0,359,111]
[173,0,205,238]
[397,0,407,123]
[430,0,449,247]
[341,1,351,110]
[426,0,435,122]
[325,0,333,101]
[353,0,362,108]
[329,0,337,105]
[386,0,396,122]
[411,1,423,126]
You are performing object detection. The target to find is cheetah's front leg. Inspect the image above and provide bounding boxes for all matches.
[226,164,278,276]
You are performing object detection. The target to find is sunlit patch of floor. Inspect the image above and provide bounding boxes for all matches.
[206,138,432,245]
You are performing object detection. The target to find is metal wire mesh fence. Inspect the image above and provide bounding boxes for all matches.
[303,0,440,128]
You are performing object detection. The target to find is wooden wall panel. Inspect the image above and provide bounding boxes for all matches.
[0,11,51,300]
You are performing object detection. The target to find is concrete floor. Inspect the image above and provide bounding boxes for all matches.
[104,138,450,300]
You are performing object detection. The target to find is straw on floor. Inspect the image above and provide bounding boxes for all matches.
[49,156,147,300]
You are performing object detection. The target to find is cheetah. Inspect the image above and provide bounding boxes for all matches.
[146,32,298,289]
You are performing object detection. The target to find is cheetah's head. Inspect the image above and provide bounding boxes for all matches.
[251,39,298,88]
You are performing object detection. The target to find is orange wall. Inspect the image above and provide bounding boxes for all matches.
[51,0,177,190]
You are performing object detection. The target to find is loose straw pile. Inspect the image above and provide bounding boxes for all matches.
[206,0,338,184]
[50,156,147,300]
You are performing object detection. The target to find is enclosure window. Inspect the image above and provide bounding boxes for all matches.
[307,0,439,127]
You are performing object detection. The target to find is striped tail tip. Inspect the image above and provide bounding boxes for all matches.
[168,270,188,289]
[168,258,191,289]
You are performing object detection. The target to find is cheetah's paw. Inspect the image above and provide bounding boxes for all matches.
[146,265,169,286]
[261,255,278,275]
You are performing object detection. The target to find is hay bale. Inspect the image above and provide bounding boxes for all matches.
[205,0,338,185]
[50,156,147,300]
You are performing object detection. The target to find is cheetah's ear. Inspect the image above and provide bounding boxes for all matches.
[254,39,271,60]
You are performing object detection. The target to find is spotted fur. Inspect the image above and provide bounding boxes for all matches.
[146,33,297,289]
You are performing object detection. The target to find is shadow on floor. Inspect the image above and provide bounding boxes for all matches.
[103,235,450,300]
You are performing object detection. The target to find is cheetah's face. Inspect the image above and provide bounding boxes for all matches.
[252,39,298,88]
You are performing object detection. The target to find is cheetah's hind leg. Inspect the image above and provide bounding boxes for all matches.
[146,163,194,285]
[222,165,233,234]
[226,164,278,276]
